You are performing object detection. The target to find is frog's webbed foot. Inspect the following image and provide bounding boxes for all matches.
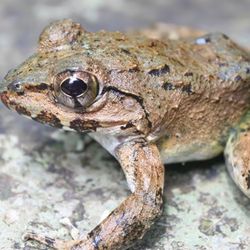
[23,139,165,250]
[23,218,81,249]
[225,117,250,198]
[23,232,79,250]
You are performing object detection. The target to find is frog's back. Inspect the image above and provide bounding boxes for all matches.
[82,30,250,164]
[147,33,250,163]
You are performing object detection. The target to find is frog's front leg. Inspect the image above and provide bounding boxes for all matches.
[24,139,164,250]
[225,118,250,198]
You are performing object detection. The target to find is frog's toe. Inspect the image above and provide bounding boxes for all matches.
[23,232,78,250]
[225,128,250,198]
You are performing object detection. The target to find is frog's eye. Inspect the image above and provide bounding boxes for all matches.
[54,71,99,108]
[61,77,88,97]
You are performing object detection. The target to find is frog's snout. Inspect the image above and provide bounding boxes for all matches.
[0,80,23,108]
[6,81,24,93]
[0,80,25,97]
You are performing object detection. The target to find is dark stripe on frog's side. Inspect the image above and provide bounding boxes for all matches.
[148,64,170,77]
[101,86,152,129]
[32,111,63,128]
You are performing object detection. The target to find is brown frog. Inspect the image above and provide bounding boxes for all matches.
[1,19,250,250]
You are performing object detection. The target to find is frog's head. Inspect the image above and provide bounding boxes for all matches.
[0,19,149,136]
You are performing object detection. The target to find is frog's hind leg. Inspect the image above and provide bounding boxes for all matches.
[225,115,250,198]
[23,139,164,249]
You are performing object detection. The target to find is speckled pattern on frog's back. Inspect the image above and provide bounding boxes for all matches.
[148,33,250,163]
[80,31,250,163]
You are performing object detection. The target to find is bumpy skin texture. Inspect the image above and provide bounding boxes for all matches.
[1,19,250,249]
[225,111,250,197]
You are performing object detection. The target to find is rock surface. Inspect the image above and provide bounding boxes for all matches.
[0,1,250,249]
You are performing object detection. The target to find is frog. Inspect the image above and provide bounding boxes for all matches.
[1,19,250,250]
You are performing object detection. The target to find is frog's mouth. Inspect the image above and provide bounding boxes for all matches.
[0,87,131,133]
[0,88,96,131]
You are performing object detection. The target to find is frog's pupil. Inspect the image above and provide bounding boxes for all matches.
[61,76,87,97]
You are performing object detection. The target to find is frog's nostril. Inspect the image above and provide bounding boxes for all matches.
[7,81,24,92]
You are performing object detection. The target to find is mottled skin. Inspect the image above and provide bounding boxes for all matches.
[1,20,250,250]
